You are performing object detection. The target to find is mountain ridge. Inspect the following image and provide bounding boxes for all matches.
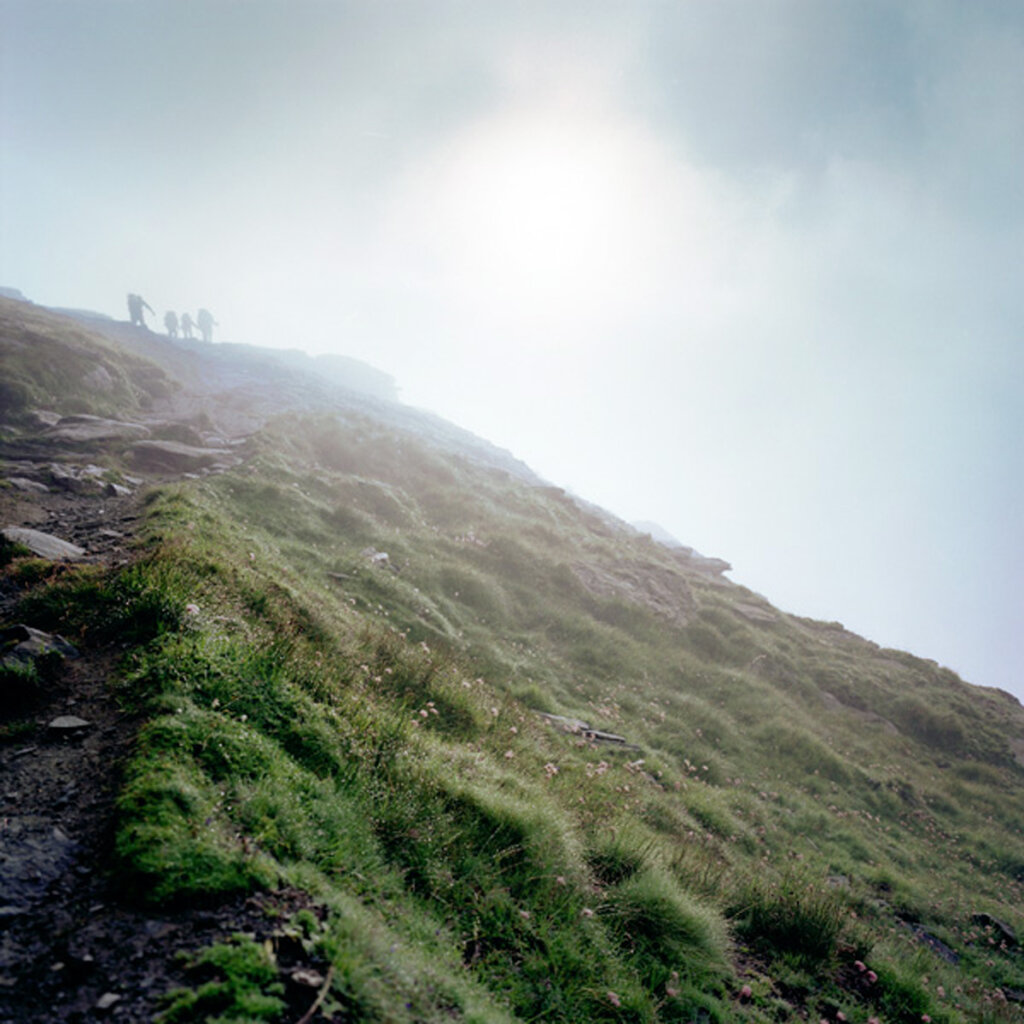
[1,293,1022,1023]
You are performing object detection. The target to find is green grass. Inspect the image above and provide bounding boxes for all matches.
[0,297,173,418]
[4,404,1024,1022]
[158,934,286,1023]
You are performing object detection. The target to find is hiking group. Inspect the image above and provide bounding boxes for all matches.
[127,292,217,343]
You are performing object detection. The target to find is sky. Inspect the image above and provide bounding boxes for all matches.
[2,1,1022,701]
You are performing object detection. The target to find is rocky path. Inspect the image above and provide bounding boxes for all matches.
[0,420,334,1022]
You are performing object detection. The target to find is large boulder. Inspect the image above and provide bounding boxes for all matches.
[41,414,151,443]
[5,477,49,494]
[1,527,86,561]
[47,462,108,495]
[129,439,231,473]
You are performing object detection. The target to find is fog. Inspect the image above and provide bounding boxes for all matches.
[2,1,1022,700]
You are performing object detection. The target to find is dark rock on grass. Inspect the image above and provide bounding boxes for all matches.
[906,922,960,964]
[1,625,80,709]
[1,624,80,662]
[972,912,1017,947]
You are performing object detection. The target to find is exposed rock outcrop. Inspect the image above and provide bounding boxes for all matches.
[129,439,233,473]
[1,526,86,561]
[41,415,151,444]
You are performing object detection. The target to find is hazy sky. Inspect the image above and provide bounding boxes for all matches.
[2,1,1022,701]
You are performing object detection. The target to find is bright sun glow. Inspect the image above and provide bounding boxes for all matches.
[380,100,727,338]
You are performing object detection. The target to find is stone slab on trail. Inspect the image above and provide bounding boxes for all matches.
[5,477,49,494]
[129,439,232,473]
[41,414,151,443]
[2,526,86,561]
[47,462,110,495]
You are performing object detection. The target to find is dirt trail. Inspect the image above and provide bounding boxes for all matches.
[0,426,317,1022]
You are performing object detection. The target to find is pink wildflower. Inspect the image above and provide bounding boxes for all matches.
[581,907,594,918]
[739,984,752,1000]
[606,992,621,1008]
[854,960,867,972]
[866,970,878,983]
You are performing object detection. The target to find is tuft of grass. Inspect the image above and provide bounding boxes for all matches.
[605,865,730,971]
[0,535,32,568]
[587,827,655,887]
[729,869,846,964]
[14,558,186,644]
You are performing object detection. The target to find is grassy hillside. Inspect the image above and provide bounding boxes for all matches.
[0,300,174,421]
[2,304,1023,1023]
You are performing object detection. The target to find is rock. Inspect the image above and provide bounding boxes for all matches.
[95,993,121,1011]
[129,439,231,473]
[42,414,151,443]
[1,624,79,662]
[47,715,91,732]
[539,712,595,734]
[144,420,206,446]
[104,481,132,497]
[972,912,1017,947]
[6,477,49,494]
[289,968,326,988]
[48,462,108,495]
[0,626,76,707]
[907,923,960,964]
[23,409,61,429]
[734,601,777,624]
[1,527,86,561]
[681,552,732,576]
[537,712,639,749]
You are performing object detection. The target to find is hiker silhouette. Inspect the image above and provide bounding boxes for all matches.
[127,293,154,327]
[196,308,217,343]
[163,311,179,339]
[180,312,195,339]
